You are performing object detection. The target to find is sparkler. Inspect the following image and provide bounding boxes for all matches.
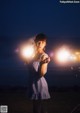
[18,38,36,63]
[56,48,70,63]
[20,45,35,59]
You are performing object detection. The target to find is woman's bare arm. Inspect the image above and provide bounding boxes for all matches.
[40,55,50,76]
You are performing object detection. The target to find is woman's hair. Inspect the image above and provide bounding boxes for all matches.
[34,33,47,43]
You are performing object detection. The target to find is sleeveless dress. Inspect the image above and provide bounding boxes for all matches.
[27,53,50,100]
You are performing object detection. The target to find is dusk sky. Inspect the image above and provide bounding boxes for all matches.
[0,0,80,37]
[0,0,80,86]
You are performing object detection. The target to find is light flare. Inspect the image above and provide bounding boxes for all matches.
[56,48,70,63]
[21,45,35,59]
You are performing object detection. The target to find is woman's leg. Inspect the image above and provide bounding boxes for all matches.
[32,99,48,113]
[41,99,48,113]
[33,100,41,113]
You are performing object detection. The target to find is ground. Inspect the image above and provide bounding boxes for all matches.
[0,89,80,113]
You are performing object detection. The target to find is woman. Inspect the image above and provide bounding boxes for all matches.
[27,33,50,113]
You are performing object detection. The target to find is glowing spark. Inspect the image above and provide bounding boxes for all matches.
[56,48,70,63]
[21,45,35,59]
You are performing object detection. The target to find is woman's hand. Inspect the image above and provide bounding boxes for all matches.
[41,54,50,64]
[42,57,50,63]
[39,54,50,76]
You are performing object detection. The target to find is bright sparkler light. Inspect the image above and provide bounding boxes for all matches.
[56,48,70,63]
[21,45,35,59]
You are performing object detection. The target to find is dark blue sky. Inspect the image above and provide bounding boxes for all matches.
[0,0,80,37]
[0,0,80,59]
[0,0,80,86]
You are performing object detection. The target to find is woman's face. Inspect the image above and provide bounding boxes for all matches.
[36,41,46,50]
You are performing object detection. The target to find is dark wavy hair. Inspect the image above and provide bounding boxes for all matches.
[34,33,47,43]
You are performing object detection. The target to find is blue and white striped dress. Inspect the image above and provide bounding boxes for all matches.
[27,53,50,100]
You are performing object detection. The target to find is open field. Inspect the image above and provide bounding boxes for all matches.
[0,89,80,113]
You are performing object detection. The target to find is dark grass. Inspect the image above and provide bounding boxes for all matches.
[0,89,80,113]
